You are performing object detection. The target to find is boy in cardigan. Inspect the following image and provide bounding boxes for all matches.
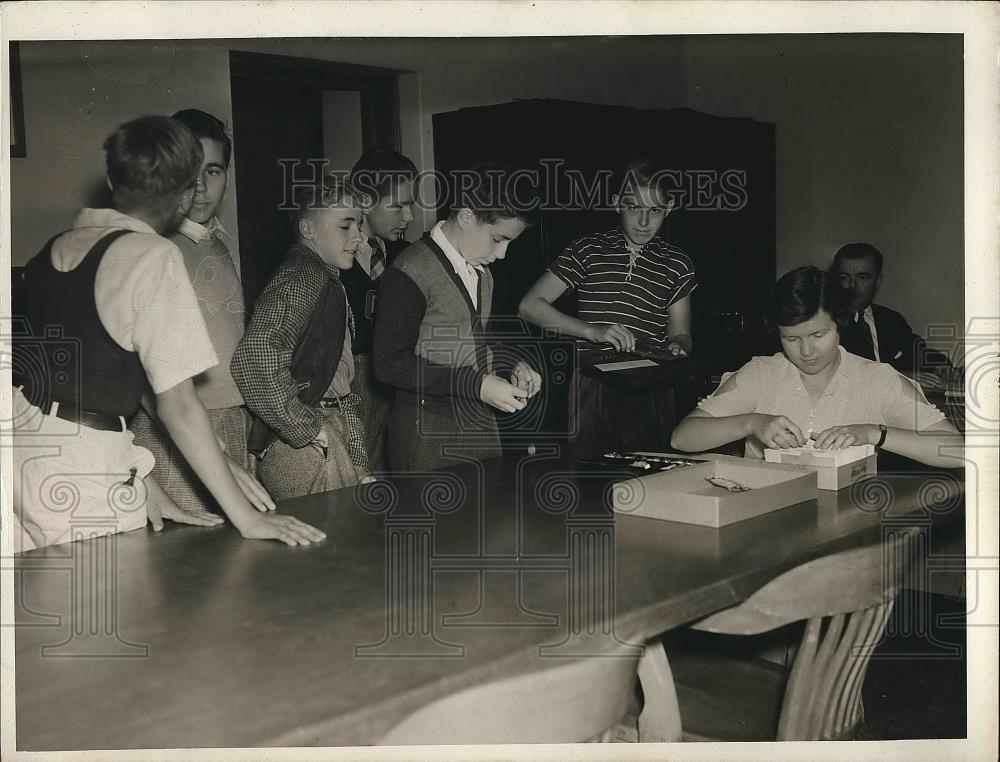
[130,108,273,514]
[232,175,371,499]
[343,150,418,473]
[374,165,542,473]
[12,115,324,550]
[519,159,697,455]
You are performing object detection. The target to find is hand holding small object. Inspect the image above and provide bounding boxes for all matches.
[509,360,542,398]
[480,374,528,413]
[589,323,636,353]
[747,414,807,449]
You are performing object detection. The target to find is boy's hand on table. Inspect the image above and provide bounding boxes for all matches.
[747,414,807,449]
[509,361,542,398]
[664,340,687,357]
[145,479,224,531]
[480,374,528,413]
[226,454,275,511]
[813,424,878,450]
[234,512,327,547]
[588,323,636,353]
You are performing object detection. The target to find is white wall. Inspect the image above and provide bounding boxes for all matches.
[678,35,964,349]
[10,41,239,266]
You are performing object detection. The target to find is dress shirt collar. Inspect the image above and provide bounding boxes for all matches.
[177,215,231,244]
[430,221,484,275]
[73,208,158,235]
[858,305,880,361]
[354,235,388,277]
[612,227,665,256]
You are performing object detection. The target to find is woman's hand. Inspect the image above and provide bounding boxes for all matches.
[814,424,879,450]
[233,512,327,547]
[746,414,807,449]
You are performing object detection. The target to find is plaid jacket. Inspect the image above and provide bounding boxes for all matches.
[231,244,368,471]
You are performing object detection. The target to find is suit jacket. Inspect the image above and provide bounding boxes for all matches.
[840,303,950,374]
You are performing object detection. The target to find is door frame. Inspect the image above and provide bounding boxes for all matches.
[229,49,405,153]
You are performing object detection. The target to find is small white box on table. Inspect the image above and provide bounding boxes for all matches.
[763,444,877,491]
[611,456,817,528]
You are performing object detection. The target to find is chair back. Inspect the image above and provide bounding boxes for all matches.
[379,641,679,744]
[691,529,917,741]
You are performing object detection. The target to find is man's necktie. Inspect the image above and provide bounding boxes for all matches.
[849,311,876,360]
[368,237,387,281]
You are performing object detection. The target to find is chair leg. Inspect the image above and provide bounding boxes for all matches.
[637,640,682,742]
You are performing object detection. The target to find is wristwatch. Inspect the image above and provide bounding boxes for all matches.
[875,424,888,450]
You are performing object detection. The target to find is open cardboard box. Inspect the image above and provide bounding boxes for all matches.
[764,444,877,491]
[612,458,817,528]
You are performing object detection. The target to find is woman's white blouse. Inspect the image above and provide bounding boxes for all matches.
[697,347,946,459]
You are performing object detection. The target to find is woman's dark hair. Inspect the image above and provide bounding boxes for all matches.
[764,265,850,332]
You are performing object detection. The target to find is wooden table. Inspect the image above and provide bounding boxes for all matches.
[13,450,964,750]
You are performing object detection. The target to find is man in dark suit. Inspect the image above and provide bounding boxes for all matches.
[833,242,957,390]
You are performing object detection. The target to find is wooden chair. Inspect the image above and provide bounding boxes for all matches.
[665,530,916,741]
[379,640,681,745]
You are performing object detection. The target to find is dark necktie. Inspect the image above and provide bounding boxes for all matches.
[849,311,876,360]
[368,237,387,281]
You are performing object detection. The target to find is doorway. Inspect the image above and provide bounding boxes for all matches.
[229,50,403,310]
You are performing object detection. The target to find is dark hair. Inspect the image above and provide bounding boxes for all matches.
[350,150,417,205]
[833,242,883,275]
[450,162,540,226]
[103,115,203,214]
[289,173,357,228]
[617,158,674,201]
[172,108,232,167]
[764,265,850,332]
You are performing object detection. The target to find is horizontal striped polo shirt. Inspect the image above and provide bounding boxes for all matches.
[548,228,697,340]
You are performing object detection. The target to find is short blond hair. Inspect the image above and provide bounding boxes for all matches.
[289,174,356,226]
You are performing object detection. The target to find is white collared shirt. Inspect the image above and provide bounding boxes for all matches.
[430,221,483,308]
[697,346,944,459]
[859,305,881,361]
[177,215,231,245]
[49,208,218,394]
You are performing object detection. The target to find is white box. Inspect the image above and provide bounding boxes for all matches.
[612,459,817,528]
[764,444,877,491]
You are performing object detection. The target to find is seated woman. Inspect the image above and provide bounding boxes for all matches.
[671,266,962,468]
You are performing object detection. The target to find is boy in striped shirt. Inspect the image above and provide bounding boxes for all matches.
[519,159,697,454]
